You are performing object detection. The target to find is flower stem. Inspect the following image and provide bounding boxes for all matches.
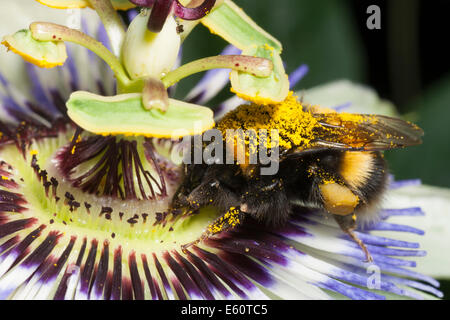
[87,0,127,57]
[30,22,131,87]
[161,54,273,88]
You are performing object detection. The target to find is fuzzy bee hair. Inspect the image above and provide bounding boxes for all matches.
[171,98,423,261]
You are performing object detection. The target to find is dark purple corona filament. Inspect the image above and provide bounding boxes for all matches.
[129,0,216,33]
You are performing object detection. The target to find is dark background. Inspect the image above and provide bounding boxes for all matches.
[174,0,450,190]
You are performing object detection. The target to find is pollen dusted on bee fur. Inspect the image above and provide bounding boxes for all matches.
[208,207,242,234]
[217,91,385,157]
[217,92,319,150]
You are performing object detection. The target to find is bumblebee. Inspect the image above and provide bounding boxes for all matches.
[171,93,423,262]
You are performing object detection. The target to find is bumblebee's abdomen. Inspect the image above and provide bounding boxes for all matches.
[338,151,388,210]
[280,150,388,218]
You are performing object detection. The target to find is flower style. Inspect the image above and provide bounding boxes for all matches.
[129,0,217,33]
[0,0,447,300]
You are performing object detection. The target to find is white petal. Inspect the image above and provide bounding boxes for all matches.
[381,185,450,279]
[263,264,331,300]
[299,80,398,116]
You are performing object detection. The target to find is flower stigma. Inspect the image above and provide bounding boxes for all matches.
[129,0,218,33]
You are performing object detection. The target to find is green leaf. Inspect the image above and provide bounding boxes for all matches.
[67,91,215,138]
[230,44,289,103]
[2,29,67,69]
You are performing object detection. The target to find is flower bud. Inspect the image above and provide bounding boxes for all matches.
[122,10,181,80]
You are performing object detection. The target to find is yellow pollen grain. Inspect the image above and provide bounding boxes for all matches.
[335,112,367,123]
[218,92,319,151]
[263,43,275,57]
[309,167,337,185]
[322,178,336,185]
[208,207,241,234]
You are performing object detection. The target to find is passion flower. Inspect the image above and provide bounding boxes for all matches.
[0,43,443,299]
[0,0,445,300]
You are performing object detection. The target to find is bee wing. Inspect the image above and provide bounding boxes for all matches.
[309,113,424,151]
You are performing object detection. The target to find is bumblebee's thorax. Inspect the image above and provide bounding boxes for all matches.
[217,92,318,151]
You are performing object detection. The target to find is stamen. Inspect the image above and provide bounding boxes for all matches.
[162,55,273,88]
[30,22,131,87]
[1,29,67,69]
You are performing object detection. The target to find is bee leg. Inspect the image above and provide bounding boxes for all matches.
[206,207,245,236]
[241,177,291,226]
[182,207,246,253]
[171,164,208,212]
[172,179,222,215]
[186,178,241,212]
[333,214,373,263]
[185,179,221,210]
